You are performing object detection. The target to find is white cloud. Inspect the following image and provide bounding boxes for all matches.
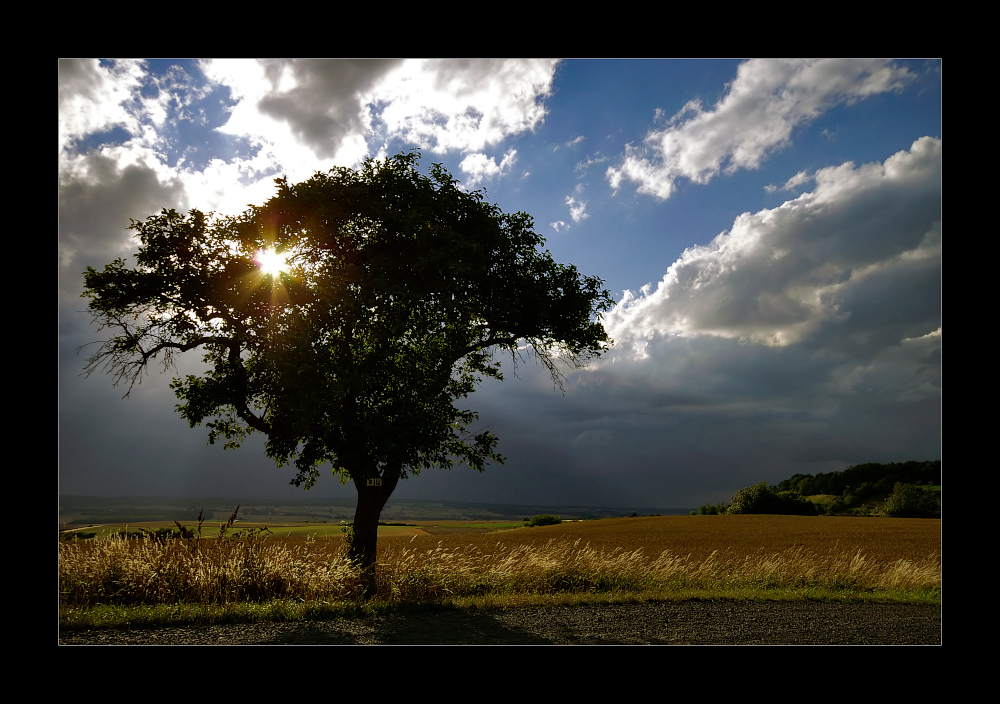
[604,137,941,352]
[371,59,558,154]
[59,59,562,294]
[566,195,589,222]
[551,221,569,232]
[59,59,146,156]
[574,154,607,173]
[765,170,813,194]
[460,148,517,188]
[201,58,558,176]
[607,59,912,199]
[202,58,393,172]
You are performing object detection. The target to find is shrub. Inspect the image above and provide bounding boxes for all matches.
[726,483,817,515]
[878,483,940,518]
[698,502,729,515]
[727,483,771,514]
[524,515,562,527]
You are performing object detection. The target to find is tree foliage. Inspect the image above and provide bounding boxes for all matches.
[721,461,940,517]
[81,152,614,583]
[771,461,940,516]
[775,461,940,498]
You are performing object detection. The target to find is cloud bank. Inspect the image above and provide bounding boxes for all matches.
[605,137,941,351]
[559,138,941,494]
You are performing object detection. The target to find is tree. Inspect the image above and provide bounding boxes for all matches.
[81,152,614,594]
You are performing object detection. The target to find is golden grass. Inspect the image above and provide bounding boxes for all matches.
[60,515,940,609]
[59,533,360,606]
[374,538,939,598]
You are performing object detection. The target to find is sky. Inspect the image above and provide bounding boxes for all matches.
[58,59,941,509]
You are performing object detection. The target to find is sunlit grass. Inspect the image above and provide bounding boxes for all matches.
[60,526,939,630]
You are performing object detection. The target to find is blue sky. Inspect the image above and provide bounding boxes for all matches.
[58,59,941,508]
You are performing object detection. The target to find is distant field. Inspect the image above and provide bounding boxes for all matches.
[62,519,528,540]
[378,514,940,565]
[64,515,940,562]
[63,522,348,540]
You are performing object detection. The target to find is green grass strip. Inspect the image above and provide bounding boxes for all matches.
[60,584,938,632]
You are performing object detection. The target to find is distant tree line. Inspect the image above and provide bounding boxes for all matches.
[696,461,940,518]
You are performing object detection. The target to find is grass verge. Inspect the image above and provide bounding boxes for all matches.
[61,587,938,632]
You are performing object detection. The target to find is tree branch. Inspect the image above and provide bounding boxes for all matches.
[80,318,240,398]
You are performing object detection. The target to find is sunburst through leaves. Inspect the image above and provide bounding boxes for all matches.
[254,247,289,278]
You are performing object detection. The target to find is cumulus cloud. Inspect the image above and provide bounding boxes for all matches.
[59,151,186,273]
[201,59,557,179]
[251,59,401,160]
[604,137,941,353]
[59,59,561,309]
[201,59,394,170]
[568,146,942,488]
[607,59,912,199]
[460,148,517,188]
[371,59,558,154]
[59,59,145,156]
[566,195,589,222]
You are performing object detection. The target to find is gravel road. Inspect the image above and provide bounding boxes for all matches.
[59,601,940,645]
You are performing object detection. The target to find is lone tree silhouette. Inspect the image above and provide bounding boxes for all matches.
[81,152,613,594]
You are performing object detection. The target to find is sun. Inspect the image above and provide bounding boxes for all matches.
[254,248,289,277]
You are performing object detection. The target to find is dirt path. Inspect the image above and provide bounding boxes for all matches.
[59,601,940,645]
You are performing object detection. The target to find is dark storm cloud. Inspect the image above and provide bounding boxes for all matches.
[59,153,186,274]
[459,139,942,505]
[59,153,188,431]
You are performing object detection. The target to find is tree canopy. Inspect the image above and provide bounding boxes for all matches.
[81,152,614,585]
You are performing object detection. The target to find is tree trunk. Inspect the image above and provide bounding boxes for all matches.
[349,471,400,598]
